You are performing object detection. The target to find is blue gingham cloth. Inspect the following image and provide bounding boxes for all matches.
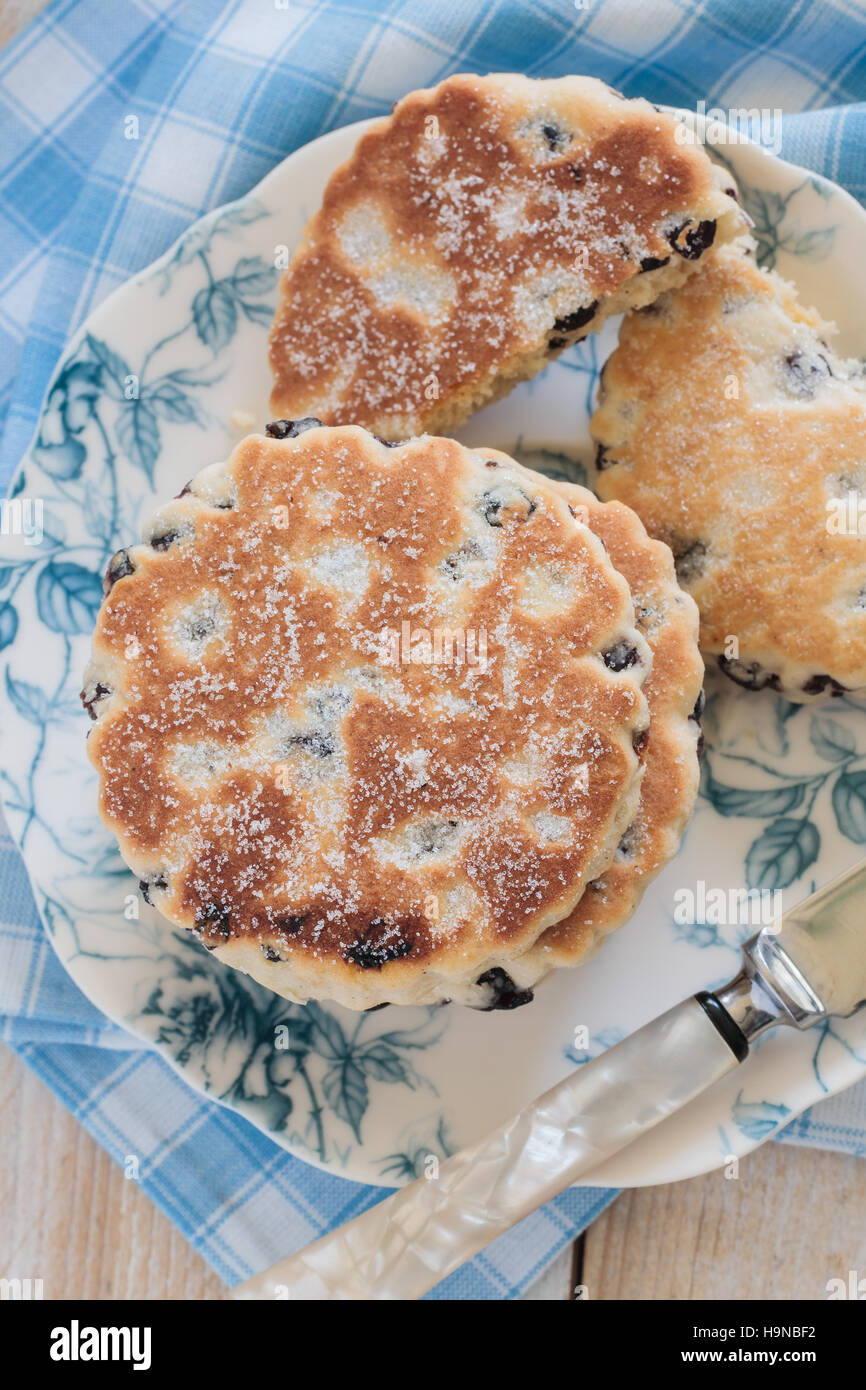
[2,0,866,1299]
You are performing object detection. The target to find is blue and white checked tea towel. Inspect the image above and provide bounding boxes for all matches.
[2,0,866,1299]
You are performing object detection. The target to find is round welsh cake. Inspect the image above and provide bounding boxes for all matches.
[82,424,651,1010]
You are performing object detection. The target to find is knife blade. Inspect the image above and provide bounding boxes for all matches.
[230,858,866,1301]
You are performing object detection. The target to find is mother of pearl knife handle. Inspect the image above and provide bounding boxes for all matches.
[231,859,866,1302]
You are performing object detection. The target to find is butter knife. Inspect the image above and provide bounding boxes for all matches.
[230,859,866,1301]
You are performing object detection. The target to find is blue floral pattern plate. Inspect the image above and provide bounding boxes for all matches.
[2,118,866,1188]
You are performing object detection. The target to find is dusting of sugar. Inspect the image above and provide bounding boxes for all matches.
[367,262,456,325]
[90,432,647,999]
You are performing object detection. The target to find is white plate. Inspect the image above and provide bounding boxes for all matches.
[2,115,866,1188]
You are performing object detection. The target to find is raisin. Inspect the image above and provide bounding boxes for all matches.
[103,548,135,595]
[480,483,536,527]
[617,822,639,858]
[476,968,534,1011]
[639,254,670,272]
[196,903,231,942]
[261,945,282,962]
[187,613,216,643]
[265,417,323,439]
[139,872,167,905]
[289,731,334,758]
[276,914,306,935]
[667,219,716,260]
[81,681,111,720]
[603,642,639,671]
[150,526,181,552]
[313,687,351,720]
[673,540,708,587]
[411,819,459,857]
[595,443,616,472]
[345,920,414,970]
[717,655,781,693]
[801,673,847,697]
[784,350,832,394]
[178,479,232,507]
[553,300,599,335]
[541,123,567,151]
[441,539,482,581]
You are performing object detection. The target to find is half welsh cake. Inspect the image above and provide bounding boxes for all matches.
[594,241,866,700]
[269,73,746,438]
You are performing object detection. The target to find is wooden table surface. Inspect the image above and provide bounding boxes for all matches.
[2,0,865,1304]
[3,1042,865,1300]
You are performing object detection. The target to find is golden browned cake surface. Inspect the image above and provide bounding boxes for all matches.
[82,424,652,1009]
[510,472,703,983]
[594,241,866,700]
[269,73,745,438]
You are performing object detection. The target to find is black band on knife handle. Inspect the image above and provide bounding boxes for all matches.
[696,991,750,1063]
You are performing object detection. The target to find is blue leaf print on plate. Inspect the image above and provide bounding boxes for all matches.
[702,763,810,818]
[378,1117,454,1181]
[116,401,161,481]
[745,817,820,891]
[192,252,277,351]
[231,255,278,299]
[699,685,866,901]
[35,560,103,635]
[831,770,866,843]
[84,333,132,396]
[673,917,729,951]
[147,380,199,424]
[157,197,269,287]
[193,282,238,351]
[6,671,50,725]
[811,1019,866,1092]
[0,603,17,650]
[724,172,838,271]
[810,715,856,763]
[513,439,589,487]
[732,1090,791,1141]
[323,1055,368,1141]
